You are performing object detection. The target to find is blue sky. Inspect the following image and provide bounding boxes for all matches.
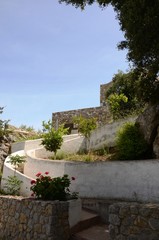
[0,0,129,130]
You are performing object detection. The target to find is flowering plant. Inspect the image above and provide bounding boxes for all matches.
[30,172,78,201]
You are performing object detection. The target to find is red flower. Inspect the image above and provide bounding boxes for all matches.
[31,180,36,185]
[45,171,49,175]
[31,193,34,197]
[36,172,42,177]
[71,177,75,181]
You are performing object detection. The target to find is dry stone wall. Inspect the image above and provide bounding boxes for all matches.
[0,196,70,240]
[52,82,113,131]
[109,202,159,240]
[100,82,113,106]
[52,106,112,130]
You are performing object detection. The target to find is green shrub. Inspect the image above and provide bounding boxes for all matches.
[93,147,109,156]
[116,122,149,160]
[3,176,22,195]
[51,151,67,160]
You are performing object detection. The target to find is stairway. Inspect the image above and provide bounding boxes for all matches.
[70,209,110,240]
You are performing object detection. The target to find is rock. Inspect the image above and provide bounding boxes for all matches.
[136,104,159,145]
[149,218,159,230]
[109,214,121,226]
[0,135,12,173]
[136,103,159,156]
[153,126,159,158]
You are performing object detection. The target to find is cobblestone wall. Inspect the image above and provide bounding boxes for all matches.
[109,202,159,240]
[0,196,70,240]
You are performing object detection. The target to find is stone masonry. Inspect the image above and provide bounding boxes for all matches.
[109,202,159,240]
[100,82,112,106]
[0,196,70,240]
[52,82,112,130]
[52,106,112,130]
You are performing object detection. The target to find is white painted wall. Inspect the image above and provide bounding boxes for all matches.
[11,139,42,153]
[24,150,65,178]
[69,199,81,228]
[23,149,159,202]
[89,117,137,149]
[1,150,34,197]
[11,134,85,154]
[3,130,159,203]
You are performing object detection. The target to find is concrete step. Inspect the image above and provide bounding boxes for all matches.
[70,209,110,240]
[70,224,109,240]
[70,208,101,235]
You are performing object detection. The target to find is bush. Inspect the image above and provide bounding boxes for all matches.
[30,172,78,201]
[116,122,149,160]
[2,176,22,195]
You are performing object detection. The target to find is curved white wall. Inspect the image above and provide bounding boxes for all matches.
[3,136,159,203]
[1,150,34,197]
[11,139,43,153]
[2,135,84,197]
[24,149,159,202]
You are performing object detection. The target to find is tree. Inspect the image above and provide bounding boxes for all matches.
[106,70,145,118]
[107,93,128,120]
[7,155,26,176]
[3,154,26,195]
[73,115,97,152]
[41,120,68,159]
[58,0,159,102]
[0,107,10,139]
[0,107,11,180]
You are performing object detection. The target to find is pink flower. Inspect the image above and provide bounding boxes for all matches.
[71,177,75,181]
[36,172,42,177]
[45,171,49,175]
[31,180,36,185]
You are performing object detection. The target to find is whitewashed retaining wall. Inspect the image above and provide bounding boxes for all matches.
[1,150,35,197]
[11,135,85,155]
[89,117,137,149]
[11,139,42,153]
[24,150,159,202]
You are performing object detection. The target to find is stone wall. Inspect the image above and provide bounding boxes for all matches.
[52,82,113,131]
[100,82,112,106]
[52,105,112,130]
[109,202,159,240]
[0,196,70,240]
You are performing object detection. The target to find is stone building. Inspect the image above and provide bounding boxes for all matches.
[52,82,112,133]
